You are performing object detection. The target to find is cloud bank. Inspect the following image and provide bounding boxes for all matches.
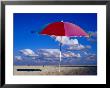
[19,49,38,57]
[53,36,91,50]
[36,49,81,58]
[18,48,81,60]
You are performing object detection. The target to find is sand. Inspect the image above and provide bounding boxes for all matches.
[13,65,97,75]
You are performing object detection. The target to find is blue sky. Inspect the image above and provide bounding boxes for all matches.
[14,13,97,66]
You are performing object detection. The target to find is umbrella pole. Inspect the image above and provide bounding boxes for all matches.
[59,36,62,72]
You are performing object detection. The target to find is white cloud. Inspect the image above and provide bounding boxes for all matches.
[63,51,81,58]
[67,44,91,50]
[86,54,97,60]
[68,44,85,50]
[37,49,60,58]
[15,56,22,61]
[19,49,38,57]
[77,53,81,58]
[63,51,75,58]
[52,36,91,51]
[55,36,79,46]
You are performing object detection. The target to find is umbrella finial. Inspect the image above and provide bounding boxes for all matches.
[61,20,63,22]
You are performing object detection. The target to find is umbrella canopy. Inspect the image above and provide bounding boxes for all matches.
[40,22,89,37]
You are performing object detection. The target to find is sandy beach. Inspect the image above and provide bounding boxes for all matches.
[14,65,97,75]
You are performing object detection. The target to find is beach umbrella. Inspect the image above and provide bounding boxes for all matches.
[40,21,89,72]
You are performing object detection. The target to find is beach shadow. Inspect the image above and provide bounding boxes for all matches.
[17,69,42,71]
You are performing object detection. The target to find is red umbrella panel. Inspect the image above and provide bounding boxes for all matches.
[40,21,89,72]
